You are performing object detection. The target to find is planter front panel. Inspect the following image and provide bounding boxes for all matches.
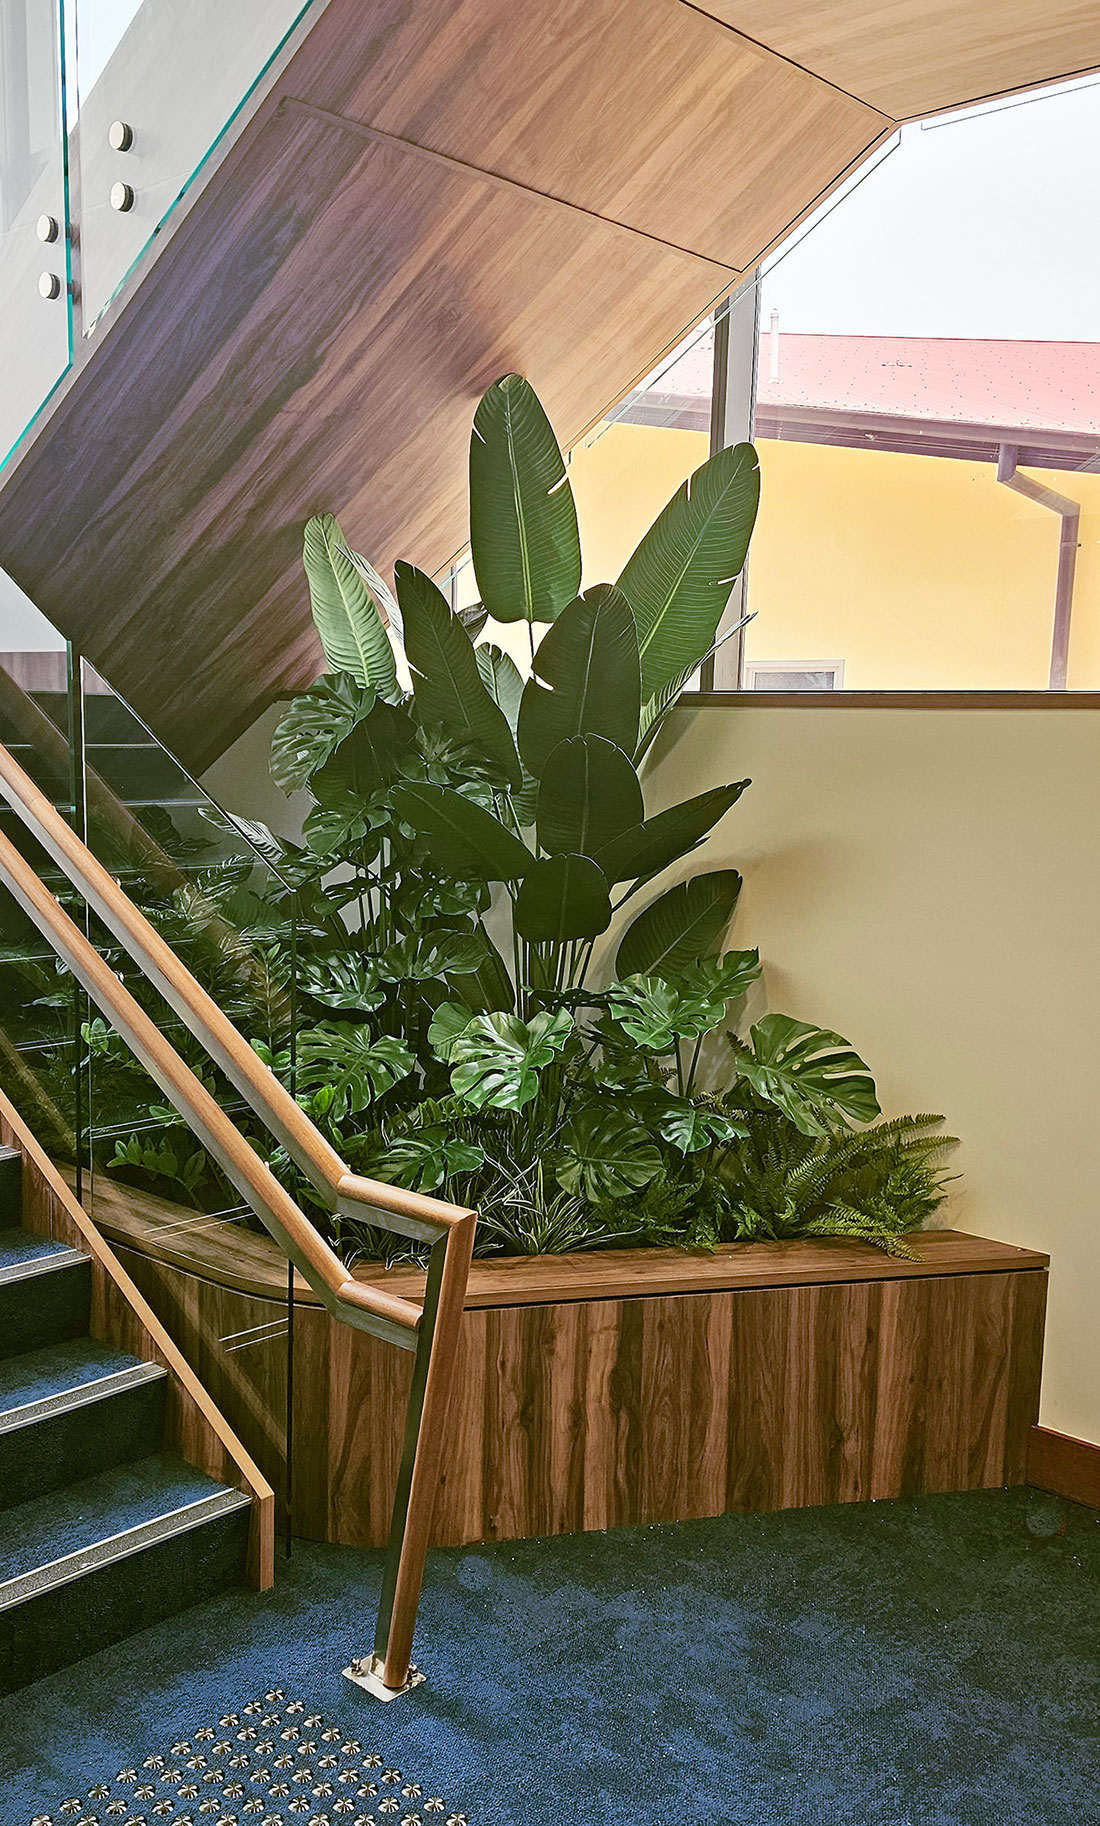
[113,1237,1046,1548]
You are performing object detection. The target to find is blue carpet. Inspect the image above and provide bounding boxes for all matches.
[0,1230,69,1269]
[2,1485,1098,1826]
[0,1337,142,1411]
[0,1453,225,1580]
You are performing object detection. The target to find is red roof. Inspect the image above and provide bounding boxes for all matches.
[755,334,1100,437]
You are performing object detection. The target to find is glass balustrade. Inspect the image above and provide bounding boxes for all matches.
[0,0,72,470]
[0,586,300,1221]
[74,0,314,325]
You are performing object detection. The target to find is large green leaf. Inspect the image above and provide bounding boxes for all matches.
[616,870,743,977]
[302,513,400,698]
[296,1023,415,1115]
[304,703,409,854]
[513,853,613,943]
[393,783,534,881]
[730,1015,880,1136]
[395,563,522,786]
[617,443,760,700]
[469,373,580,623]
[445,925,516,1013]
[443,1008,573,1109]
[475,643,525,734]
[596,781,749,885]
[536,736,643,859]
[270,674,376,792]
[375,930,487,983]
[556,1103,663,1200]
[517,584,641,777]
[607,953,760,1051]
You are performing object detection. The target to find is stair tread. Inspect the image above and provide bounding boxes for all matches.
[0,1335,147,1416]
[0,1452,235,1584]
[0,1228,75,1272]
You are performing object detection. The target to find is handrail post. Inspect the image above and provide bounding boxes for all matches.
[346,1210,476,1695]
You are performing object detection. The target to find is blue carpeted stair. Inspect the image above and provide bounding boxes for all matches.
[0,1145,251,1694]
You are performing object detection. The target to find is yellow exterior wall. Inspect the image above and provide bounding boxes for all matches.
[567,420,1100,689]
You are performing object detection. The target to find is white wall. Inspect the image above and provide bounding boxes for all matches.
[648,705,1100,1445]
[206,701,1100,1445]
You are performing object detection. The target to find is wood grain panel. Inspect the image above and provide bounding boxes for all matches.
[108,1213,1046,1547]
[0,1096,275,1584]
[698,1,1100,118]
[0,0,896,769]
[1028,1425,1100,1509]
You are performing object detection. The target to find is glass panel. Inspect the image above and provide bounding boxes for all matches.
[75,0,313,325]
[744,77,1100,691]
[0,0,72,468]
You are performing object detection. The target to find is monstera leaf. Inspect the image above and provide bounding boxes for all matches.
[270,674,377,792]
[536,735,643,859]
[517,584,641,777]
[513,854,613,942]
[617,442,760,700]
[302,514,400,699]
[393,783,534,881]
[469,373,581,623]
[434,1007,573,1109]
[730,1015,880,1136]
[375,930,488,983]
[396,562,522,785]
[607,953,761,1050]
[371,1127,487,1193]
[299,954,384,1014]
[296,1024,415,1114]
[634,1091,748,1154]
[556,1103,663,1200]
[596,781,750,885]
[616,871,743,978]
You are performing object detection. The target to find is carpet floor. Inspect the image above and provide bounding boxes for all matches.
[3,1485,1098,1826]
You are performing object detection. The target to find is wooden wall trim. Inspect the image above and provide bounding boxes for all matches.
[1027,1425,1100,1510]
[0,1093,275,1586]
[681,692,1100,710]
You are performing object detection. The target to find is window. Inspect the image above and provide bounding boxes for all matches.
[744,661,843,691]
[729,75,1100,694]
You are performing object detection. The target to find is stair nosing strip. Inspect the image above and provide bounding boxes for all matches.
[0,1246,88,1286]
[0,1359,167,1434]
[0,1486,252,1609]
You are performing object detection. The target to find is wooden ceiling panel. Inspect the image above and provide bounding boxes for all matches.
[0,0,905,767]
[0,101,730,763]
[697,1,1100,118]
[291,0,888,271]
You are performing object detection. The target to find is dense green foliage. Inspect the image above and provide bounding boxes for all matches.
[31,373,954,1259]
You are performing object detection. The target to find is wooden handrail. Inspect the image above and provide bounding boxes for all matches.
[0,735,477,1691]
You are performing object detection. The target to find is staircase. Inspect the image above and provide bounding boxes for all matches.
[0,1145,251,1694]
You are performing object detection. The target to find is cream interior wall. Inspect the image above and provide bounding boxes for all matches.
[207,697,1100,1445]
[646,704,1100,1444]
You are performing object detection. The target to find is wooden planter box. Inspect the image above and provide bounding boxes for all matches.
[88,1176,1048,1548]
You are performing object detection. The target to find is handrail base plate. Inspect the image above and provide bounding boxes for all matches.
[343,1654,426,1702]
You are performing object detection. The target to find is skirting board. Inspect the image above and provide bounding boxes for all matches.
[1027,1426,1100,1509]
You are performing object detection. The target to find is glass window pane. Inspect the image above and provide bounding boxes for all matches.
[744,76,1100,692]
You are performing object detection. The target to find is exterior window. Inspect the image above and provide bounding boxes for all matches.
[744,661,843,691]
[735,75,1100,693]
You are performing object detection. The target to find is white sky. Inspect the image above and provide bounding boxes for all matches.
[762,76,1100,342]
